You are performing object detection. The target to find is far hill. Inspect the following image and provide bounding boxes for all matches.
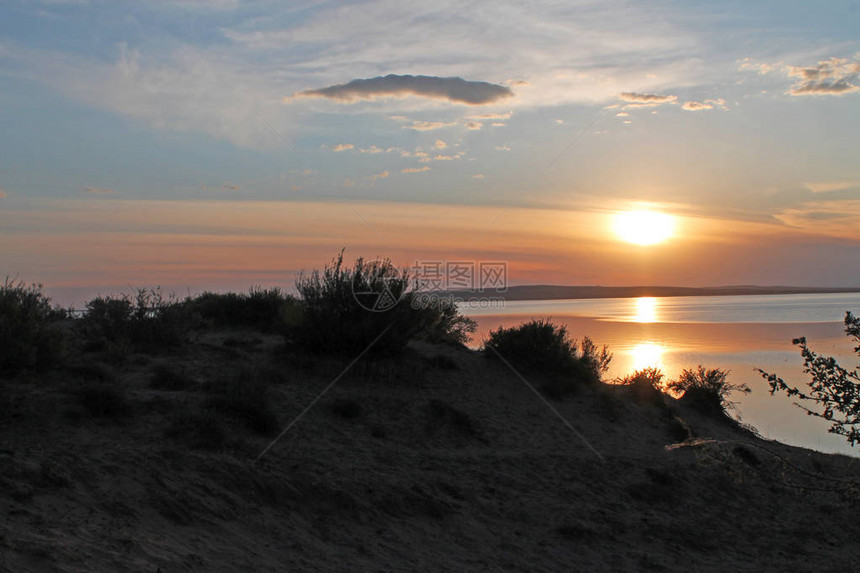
[446,284,860,301]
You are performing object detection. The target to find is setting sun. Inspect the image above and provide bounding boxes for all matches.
[613,210,675,246]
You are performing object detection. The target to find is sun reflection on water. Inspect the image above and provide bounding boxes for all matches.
[634,297,659,323]
[630,342,664,371]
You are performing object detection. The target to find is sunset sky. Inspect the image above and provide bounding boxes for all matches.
[1,1,859,304]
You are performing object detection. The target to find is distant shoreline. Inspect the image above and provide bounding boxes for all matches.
[444,285,860,302]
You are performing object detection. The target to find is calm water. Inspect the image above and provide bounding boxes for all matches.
[461,293,860,456]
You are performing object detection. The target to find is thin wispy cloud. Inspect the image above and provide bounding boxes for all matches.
[466,111,513,120]
[296,74,514,105]
[402,166,431,174]
[618,92,677,107]
[367,170,389,183]
[403,120,458,131]
[359,145,394,154]
[330,143,354,152]
[82,186,117,194]
[806,181,859,193]
[682,98,727,111]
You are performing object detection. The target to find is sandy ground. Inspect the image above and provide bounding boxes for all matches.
[2,331,860,572]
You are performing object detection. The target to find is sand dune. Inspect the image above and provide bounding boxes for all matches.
[2,332,859,571]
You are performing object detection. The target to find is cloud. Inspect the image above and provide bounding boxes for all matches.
[787,57,860,96]
[464,121,482,130]
[296,74,514,105]
[220,183,240,191]
[10,42,293,148]
[615,112,628,117]
[403,120,457,131]
[682,101,712,111]
[367,170,389,183]
[806,181,859,193]
[82,186,117,194]
[402,166,431,174]
[682,98,726,111]
[466,111,513,120]
[472,174,485,179]
[400,149,429,159]
[618,92,677,105]
[739,59,778,75]
[330,143,354,152]
[495,145,510,152]
[434,139,447,149]
[774,199,860,239]
[741,56,860,97]
[0,189,6,199]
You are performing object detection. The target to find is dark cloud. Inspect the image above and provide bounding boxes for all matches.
[297,74,514,105]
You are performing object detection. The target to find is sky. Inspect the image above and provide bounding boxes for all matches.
[1,0,859,304]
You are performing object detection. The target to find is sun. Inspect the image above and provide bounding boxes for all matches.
[613,209,675,245]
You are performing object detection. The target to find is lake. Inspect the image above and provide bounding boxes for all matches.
[460,293,860,456]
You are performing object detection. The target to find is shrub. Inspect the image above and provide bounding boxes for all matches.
[759,311,860,445]
[483,319,612,385]
[293,251,411,356]
[290,251,483,357]
[186,287,299,333]
[410,296,477,345]
[617,367,665,405]
[0,279,66,375]
[205,368,279,434]
[79,288,189,355]
[668,365,749,418]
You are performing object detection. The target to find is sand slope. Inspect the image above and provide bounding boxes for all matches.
[2,332,860,572]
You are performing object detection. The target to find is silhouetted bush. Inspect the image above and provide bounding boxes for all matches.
[760,311,860,445]
[410,296,477,345]
[186,287,300,333]
[0,279,66,375]
[483,319,611,393]
[668,365,749,418]
[617,367,665,405]
[79,288,189,356]
[205,367,279,434]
